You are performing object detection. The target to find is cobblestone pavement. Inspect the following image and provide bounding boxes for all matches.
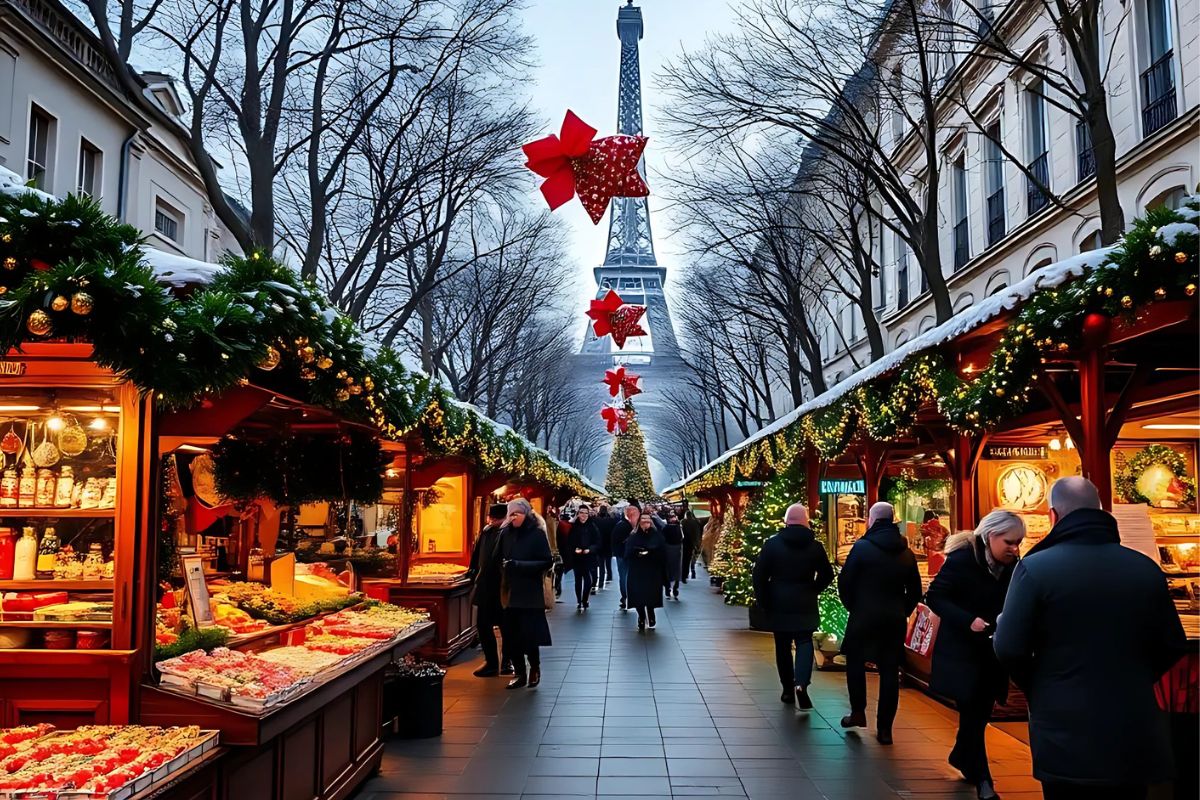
[358,569,1039,799]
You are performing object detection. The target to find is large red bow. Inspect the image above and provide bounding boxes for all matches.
[603,366,643,399]
[601,404,630,435]
[586,290,647,349]
[522,110,649,224]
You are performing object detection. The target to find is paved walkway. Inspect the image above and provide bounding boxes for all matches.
[359,569,1039,800]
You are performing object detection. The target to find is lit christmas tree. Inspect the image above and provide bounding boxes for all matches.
[604,402,656,500]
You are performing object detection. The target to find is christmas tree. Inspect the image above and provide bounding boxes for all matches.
[604,402,656,500]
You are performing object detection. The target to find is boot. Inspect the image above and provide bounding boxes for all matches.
[647,611,656,629]
[780,688,795,704]
[876,728,893,745]
[500,660,515,676]
[796,686,813,710]
[506,673,528,690]
[527,668,541,688]
[975,779,999,800]
[840,711,867,728]
[473,664,499,678]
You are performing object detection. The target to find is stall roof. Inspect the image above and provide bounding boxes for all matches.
[663,247,1115,494]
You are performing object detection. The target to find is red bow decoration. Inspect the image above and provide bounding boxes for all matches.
[603,366,643,399]
[586,290,647,349]
[522,110,649,224]
[601,404,630,435]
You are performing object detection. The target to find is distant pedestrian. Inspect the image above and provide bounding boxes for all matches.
[682,511,703,581]
[752,502,833,709]
[994,477,1187,800]
[625,512,667,632]
[566,505,601,611]
[594,504,616,590]
[837,501,921,744]
[611,502,640,610]
[663,511,684,598]
[466,503,514,677]
[926,511,1026,800]
[499,499,554,689]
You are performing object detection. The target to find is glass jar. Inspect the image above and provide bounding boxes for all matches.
[12,528,36,581]
[34,468,55,508]
[54,466,74,508]
[18,467,35,507]
[0,468,17,508]
[82,542,105,580]
[36,527,59,579]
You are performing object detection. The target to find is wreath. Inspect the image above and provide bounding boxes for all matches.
[1115,444,1197,507]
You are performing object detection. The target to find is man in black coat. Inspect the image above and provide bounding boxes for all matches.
[611,502,640,610]
[994,478,1187,800]
[752,503,833,709]
[681,511,704,581]
[837,501,921,744]
[566,505,602,610]
[594,504,617,590]
[467,504,512,677]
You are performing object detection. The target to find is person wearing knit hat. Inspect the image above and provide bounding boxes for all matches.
[467,503,514,677]
[497,497,553,689]
[752,502,833,708]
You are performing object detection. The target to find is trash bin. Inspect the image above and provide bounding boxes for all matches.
[384,657,445,739]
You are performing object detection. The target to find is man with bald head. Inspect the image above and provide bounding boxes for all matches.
[994,477,1186,799]
[836,501,922,744]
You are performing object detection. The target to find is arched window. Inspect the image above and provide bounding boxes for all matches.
[1146,185,1188,210]
[1079,230,1103,252]
[1023,244,1057,275]
[918,315,936,334]
[894,329,910,348]
[954,293,975,312]
[985,270,1011,295]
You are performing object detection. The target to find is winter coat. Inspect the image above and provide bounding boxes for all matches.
[838,520,922,663]
[594,513,617,557]
[682,516,704,556]
[468,523,505,625]
[650,514,666,532]
[625,529,667,608]
[925,534,1013,704]
[566,519,602,571]
[499,517,554,610]
[751,524,834,632]
[611,518,635,558]
[993,508,1187,786]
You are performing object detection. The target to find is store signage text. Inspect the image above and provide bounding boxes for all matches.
[820,479,865,495]
[0,361,27,377]
[734,480,765,488]
[984,445,1047,460]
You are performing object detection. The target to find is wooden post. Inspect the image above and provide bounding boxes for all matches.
[399,457,414,584]
[951,433,980,531]
[1079,346,1112,510]
[858,441,887,506]
[805,445,820,514]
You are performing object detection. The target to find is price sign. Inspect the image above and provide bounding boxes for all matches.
[180,554,214,628]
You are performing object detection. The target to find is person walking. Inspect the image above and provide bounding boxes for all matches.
[466,503,514,677]
[566,504,601,611]
[993,477,1187,800]
[625,512,667,631]
[594,504,617,590]
[682,510,703,582]
[498,498,554,689]
[752,503,834,709]
[925,510,1026,800]
[662,511,684,599]
[611,503,639,610]
[837,501,921,744]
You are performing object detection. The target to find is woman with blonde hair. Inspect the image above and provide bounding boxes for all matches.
[926,510,1026,800]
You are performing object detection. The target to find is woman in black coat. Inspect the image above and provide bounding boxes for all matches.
[624,513,667,631]
[662,512,684,599]
[499,499,554,689]
[926,510,1025,800]
[751,503,833,708]
[566,505,602,611]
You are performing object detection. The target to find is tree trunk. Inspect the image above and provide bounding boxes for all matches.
[1088,102,1125,245]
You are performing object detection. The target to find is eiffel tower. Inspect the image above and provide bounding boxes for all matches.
[578,0,684,487]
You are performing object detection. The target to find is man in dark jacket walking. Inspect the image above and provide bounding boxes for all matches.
[681,511,704,582]
[566,505,602,610]
[467,504,513,677]
[611,503,640,610]
[752,503,834,709]
[837,501,921,744]
[594,504,617,590]
[994,477,1187,800]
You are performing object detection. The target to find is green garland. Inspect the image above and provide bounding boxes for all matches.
[1115,444,1197,507]
[212,430,387,504]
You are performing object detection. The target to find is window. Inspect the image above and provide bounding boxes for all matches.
[1076,120,1095,181]
[890,70,905,144]
[26,105,54,190]
[935,0,957,83]
[984,120,1005,245]
[952,155,969,270]
[1141,0,1176,135]
[1147,186,1187,210]
[154,199,182,243]
[1079,230,1103,252]
[896,232,910,308]
[1025,82,1050,215]
[77,139,101,197]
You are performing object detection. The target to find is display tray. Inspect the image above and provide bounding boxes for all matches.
[402,574,470,586]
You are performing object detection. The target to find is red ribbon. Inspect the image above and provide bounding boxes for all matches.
[601,404,630,435]
[603,366,643,399]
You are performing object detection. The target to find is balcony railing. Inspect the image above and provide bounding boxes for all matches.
[1076,120,1095,182]
[1141,50,1177,137]
[953,217,969,271]
[1026,152,1050,216]
[986,188,1005,246]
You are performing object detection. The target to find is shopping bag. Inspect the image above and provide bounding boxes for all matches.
[543,570,555,612]
[905,602,940,657]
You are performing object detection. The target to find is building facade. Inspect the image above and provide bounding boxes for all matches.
[0,0,235,261]
[813,0,1198,386]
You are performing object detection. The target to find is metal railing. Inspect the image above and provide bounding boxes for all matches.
[953,217,969,271]
[1141,50,1177,136]
[1076,121,1095,181]
[986,188,1005,246]
[1026,152,1050,216]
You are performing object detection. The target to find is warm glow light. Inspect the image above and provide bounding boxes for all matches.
[89,417,109,431]
[962,363,976,374]
[385,468,399,478]
[1065,437,1075,450]
[46,414,65,432]
[0,405,40,412]
[1048,438,1062,451]
[1142,423,1200,431]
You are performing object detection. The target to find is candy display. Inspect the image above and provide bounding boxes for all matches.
[406,562,468,581]
[210,581,359,625]
[156,648,305,709]
[0,724,217,798]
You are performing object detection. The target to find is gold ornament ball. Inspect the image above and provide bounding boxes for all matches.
[1187,283,1197,297]
[301,345,315,363]
[51,295,69,312]
[257,345,281,371]
[70,292,94,315]
[1176,252,1188,264]
[349,384,362,395]
[1103,287,1113,297]
[336,370,348,381]
[300,367,317,381]
[0,286,7,295]
[316,356,333,370]
[1120,295,1133,309]
[363,376,374,391]
[26,309,52,337]
[1,234,10,243]
[996,387,1006,397]
[1154,287,1167,299]
[335,388,351,402]
[2,257,16,270]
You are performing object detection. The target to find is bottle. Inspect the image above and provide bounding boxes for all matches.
[36,527,59,578]
[82,542,105,580]
[0,528,15,579]
[0,468,17,508]
[34,469,55,508]
[13,528,36,581]
[54,467,74,508]
[18,466,35,507]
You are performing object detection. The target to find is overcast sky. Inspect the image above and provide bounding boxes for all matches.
[518,0,736,313]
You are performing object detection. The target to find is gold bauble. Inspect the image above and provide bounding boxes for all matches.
[1176,252,1188,264]
[336,370,348,381]
[1154,287,1167,299]
[0,286,6,295]
[363,376,374,391]
[349,384,362,395]
[26,309,52,337]
[2,257,16,270]
[335,388,351,402]
[1,234,10,243]
[316,356,333,370]
[51,295,69,312]
[995,387,1006,397]
[300,367,317,381]
[1120,295,1133,309]
[1103,287,1113,297]
[301,345,315,363]
[1187,284,1197,297]
[257,345,281,371]
[70,292,94,315]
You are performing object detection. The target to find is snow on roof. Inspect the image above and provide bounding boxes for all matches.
[662,246,1114,493]
[0,166,56,204]
[142,247,227,287]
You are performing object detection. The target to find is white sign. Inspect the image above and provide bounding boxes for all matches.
[1111,503,1160,564]
[180,554,215,628]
